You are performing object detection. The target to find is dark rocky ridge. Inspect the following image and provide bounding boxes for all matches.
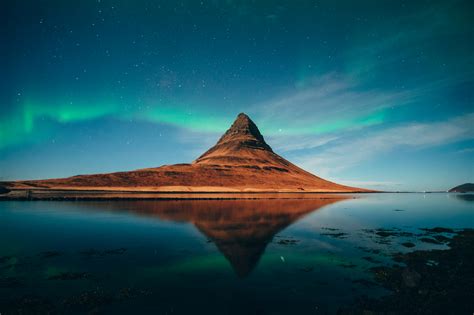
[205,113,272,152]
[194,113,277,165]
[448,183,474,193]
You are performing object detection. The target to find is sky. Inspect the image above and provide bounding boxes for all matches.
[1,0,473,191]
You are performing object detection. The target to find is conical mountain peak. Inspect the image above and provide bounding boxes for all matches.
[216,113,271,150]
[194,113,275,165]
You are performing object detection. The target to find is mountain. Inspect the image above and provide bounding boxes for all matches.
[448,183,474,193]
[6,113,370,193]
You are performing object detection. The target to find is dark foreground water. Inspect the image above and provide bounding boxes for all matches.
[1,193,473,314]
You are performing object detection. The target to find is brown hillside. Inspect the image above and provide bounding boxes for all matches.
[7,113,370,193]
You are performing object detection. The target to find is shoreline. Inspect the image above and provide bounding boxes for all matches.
[0,189,364,201]
[0,189,465,201]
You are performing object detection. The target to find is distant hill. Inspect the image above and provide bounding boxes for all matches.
[448,183,474,193]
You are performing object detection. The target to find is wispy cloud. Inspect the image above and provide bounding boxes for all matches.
[251,73,406,135]
[294,113,474,177]
[456,147,474,154]
[334,180,403,189]
[267,134,339,152]
[248,72,466,138]
[174,129,221,160]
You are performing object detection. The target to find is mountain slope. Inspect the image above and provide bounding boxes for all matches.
[8,113,370,193]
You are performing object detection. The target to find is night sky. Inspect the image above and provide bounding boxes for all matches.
[2,0,473,191]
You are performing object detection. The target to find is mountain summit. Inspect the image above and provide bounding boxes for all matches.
[209,112,272,152]
[196,113,273,164]
[194,113,284,166]
[7,113,370,193]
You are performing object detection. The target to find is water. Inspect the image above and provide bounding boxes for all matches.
[0,193,472,314]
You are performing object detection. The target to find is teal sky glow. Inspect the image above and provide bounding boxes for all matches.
[1,0,473,190]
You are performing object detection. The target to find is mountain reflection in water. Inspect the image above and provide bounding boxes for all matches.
[82,196,348,277]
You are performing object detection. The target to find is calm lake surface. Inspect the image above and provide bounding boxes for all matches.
[1,193,473,314]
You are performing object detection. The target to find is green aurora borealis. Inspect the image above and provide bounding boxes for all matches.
[1,100,390,150]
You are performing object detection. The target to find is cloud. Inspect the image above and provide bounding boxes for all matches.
[248,72,459,138]
[174,129,221,160]
[294,113,474,177]
[266,134,339,152]
[251,73,403,134]
[456,147,474,154]
[334,180,403,188]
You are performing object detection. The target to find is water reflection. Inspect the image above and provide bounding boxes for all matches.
[84,196,347,276]
[454,193,474,202]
